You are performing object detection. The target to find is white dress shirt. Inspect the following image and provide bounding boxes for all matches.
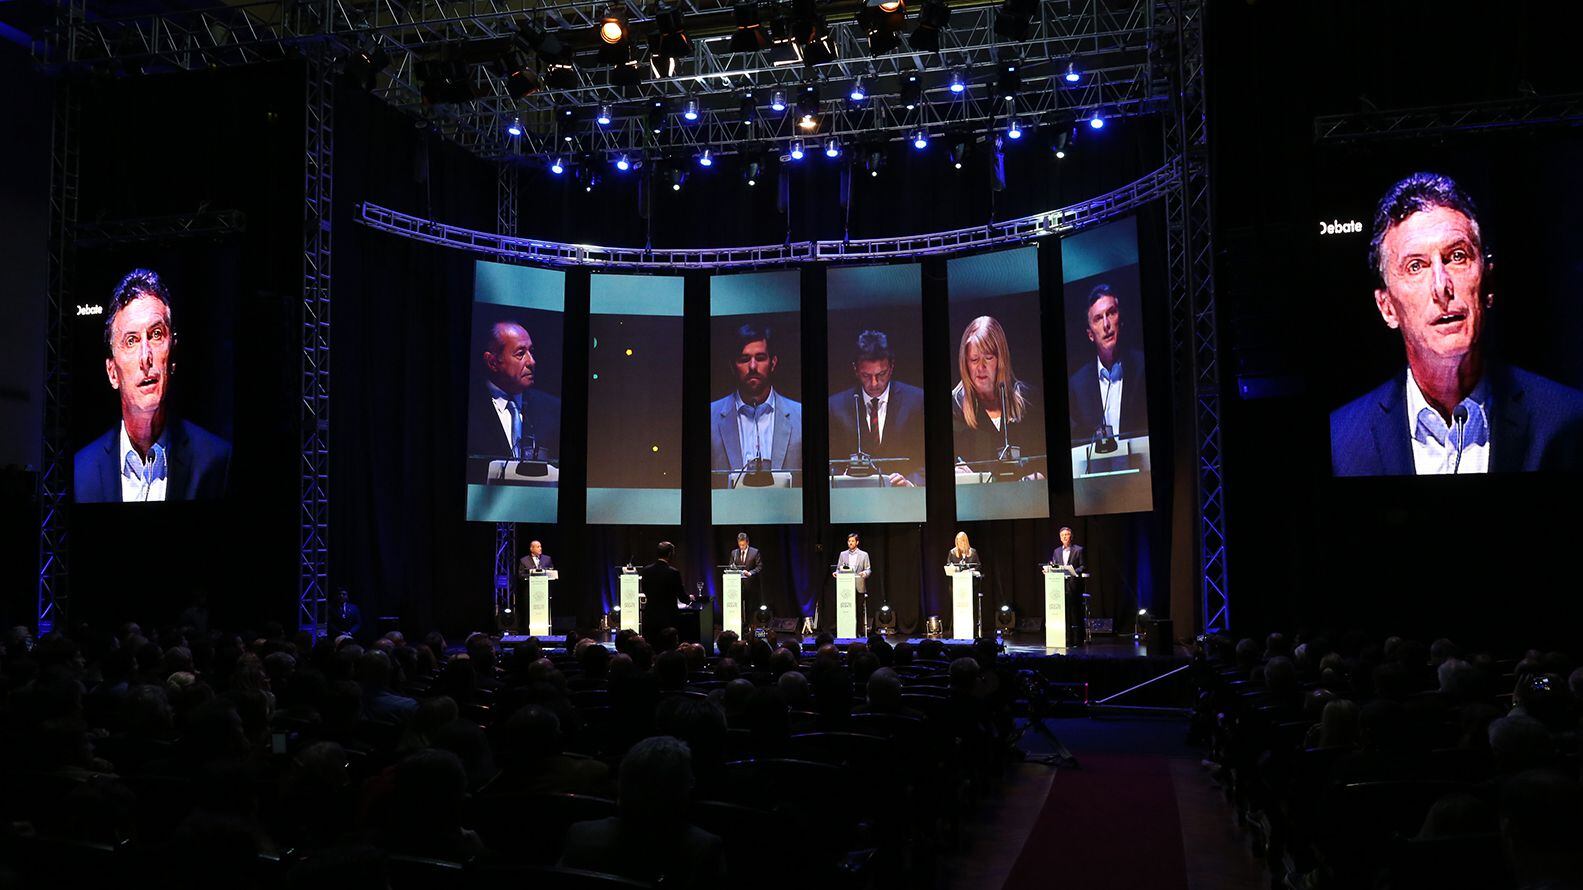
[1097,356,1125,434]
[1405,370,1490,475]
[120,423,169,502]
[734,389,779,468]
[487,381,520,455]
[863,384,890,446]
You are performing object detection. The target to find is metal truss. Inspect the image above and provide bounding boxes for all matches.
[493,161,519,630]
[485,62,1158,160]
[37,73,81,636]
[1313,92,1583,144]
[300,51,335,640]
[1159,0,1225,635]
[52,0,1162,161]
[358,159,1177,268]
[74,209,247,247]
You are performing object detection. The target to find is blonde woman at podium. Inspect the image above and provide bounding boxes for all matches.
[947,531,979,568]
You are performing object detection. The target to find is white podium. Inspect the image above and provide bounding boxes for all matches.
[945,565,978,639]
[526,569,558,637]
[1042,567,1069,649]
[834,568,858,639]
[619,567,642,635]
[720,571,744,639]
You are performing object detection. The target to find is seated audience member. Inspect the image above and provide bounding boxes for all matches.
[776,670,812,710]
[356,651,417,726]
[1415,791,1495,840]
[381,749,484,862]
[1499,770,1583,890]
[493,704,612,796]
[856,668,924,720]
[1488,715,1557,777]
[559,736,725,887]
[1303,698,1360,750]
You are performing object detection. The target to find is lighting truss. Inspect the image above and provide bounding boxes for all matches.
[299,50,335,642]
[1313,92,1583,144]
[357,159,1178,269]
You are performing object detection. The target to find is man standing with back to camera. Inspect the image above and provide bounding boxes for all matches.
[1330,172,1583,475]
[75,269,232,503]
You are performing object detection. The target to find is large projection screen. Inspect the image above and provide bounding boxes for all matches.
[947,247,1050,521]
[827,264,928,524]
[464,261,566,523]
[586,274,685,524]
[709,270,804,525]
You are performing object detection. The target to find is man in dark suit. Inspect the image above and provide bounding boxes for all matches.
[518,539,554,575]
[710,323,802,486]
[1050,526,1086,573]
[74,269,231,503]
[639,541,685,637]
[467,319,561,477]
[829,329,927,486]
[1067,283,1149,445]
[327,588,364,640]
[1330,172,1583,476]
[726,532,764,611]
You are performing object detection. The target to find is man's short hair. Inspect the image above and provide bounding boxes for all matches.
[1059,526,1072,535]
[1086,283,1116,308]
[736,532,749,543]
[734,323,775,355]
[1368,172,1484,288]
[619,735,695,820]
[484,320,525,355]
[847,532,859,542]
[657,541,675,560]
[105,268,175,354]
[853,330,893,365]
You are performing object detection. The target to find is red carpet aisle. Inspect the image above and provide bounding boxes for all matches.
[1002,753,1190,890]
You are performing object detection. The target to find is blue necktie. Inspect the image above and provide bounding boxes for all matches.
[506,397,523,458]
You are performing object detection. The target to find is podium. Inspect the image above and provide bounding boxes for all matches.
[1042,567,1070,648]
[834,567,859,639]
[619,566,642,635]
[719,570,744,639]
[944,564,979,639]
[525,569,558,637]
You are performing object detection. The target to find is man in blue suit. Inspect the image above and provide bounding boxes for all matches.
[710,323,802,487]
[1067,283,1149,445]
[74,269,231,503]
[829,329,926,486]
[1331,173,1583,476]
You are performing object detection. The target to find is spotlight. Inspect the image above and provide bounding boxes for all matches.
[849,77,867,102]
[1053,129,1070,159]
[911,129,929,149]
[863,147,884,176]
[909,0,950,53]
[948,137,966,168]
[995,603,1016,631]
[550,157,565,174]
[798,112,819,131]
[788,0,836,66]
[415,57,477,105]
[1007,118,1023,139]
[665,167,688,190]
[683,98,700,121]
[697,148,714,167]
[596,105,613,126]
[900,74,921,110]
[615,153,632,171]
[545,60,578,91]
[861,0,905,55]
[788,139,805,160]
[1088,109,1105,129]
[653,2,692,62]
[993,0,1038,42]
[948,69,966,94]
[730,2,772,52]
[599,6,627,45]
[996,61,1021,99]
[770,89,788,112]
[507,117,524,137]
[824,136,841,158]
[1063,61,1081,83]
[743,159,762,185]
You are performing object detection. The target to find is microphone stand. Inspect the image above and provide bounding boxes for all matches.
[847,391,876,477]
[1093,365,1119,454]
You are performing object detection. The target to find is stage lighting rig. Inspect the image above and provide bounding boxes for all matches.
[683,97,701,121]
[862,145,885,176]
[545,60,578,90]
[507,117,524,137]
[993,0,1039,42]
[787,0,836,66]
[648,98,670,134]
[861,0,906,55]
[731,1,772,52]
[597,105,614,126]
[900,73,922,110]
[416,56,477,105]
[654,3,692,59]
[550,157,566,174]
[911,129,929,149]
[346,41,391,92]
[743,158,763,185]
[996,61,1021,100]
[849,77,868,102]
[696,148,715,167]
[824,136,841,158]
[788,139,806,160]
[770,89,789,112]
[947,134,967,168]
[909,0,950,53]
[1063,61,1081,83]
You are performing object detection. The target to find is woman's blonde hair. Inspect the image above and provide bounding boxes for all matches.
[956,315,1026,430]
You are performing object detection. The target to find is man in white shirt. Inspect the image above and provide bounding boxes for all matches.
[468,319,562,478]
[1067,283,1149,445]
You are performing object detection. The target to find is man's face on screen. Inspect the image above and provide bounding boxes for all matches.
[1085,294,1121,365]
[734,339,777,402]
[854,359,893,399]
[1374,205,1487,369]
[105,294,174,420]
[485,323,536,395]
[1060,528,1072,546]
